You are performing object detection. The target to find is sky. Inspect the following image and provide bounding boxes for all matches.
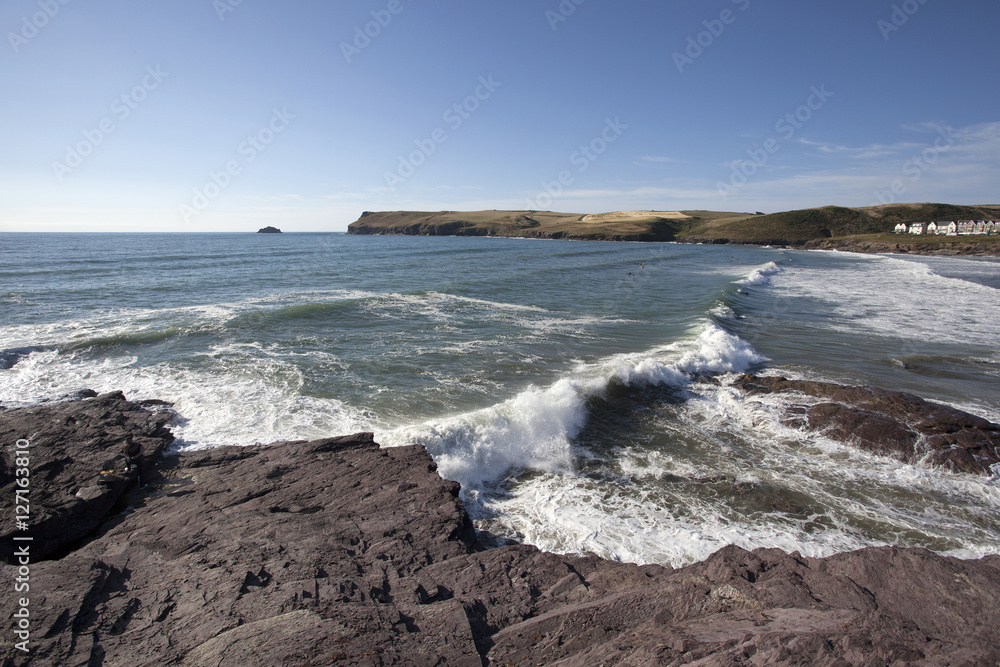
[1,0,998,232]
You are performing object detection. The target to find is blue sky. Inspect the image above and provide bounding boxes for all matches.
[1,0,998,232]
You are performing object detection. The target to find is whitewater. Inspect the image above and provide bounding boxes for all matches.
[2,232,998,567]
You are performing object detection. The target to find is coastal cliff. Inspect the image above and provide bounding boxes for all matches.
[347,204,1000,256]
[347,210,689,242]
[3,391,1000,665]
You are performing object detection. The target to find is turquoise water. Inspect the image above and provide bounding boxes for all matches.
[2,233,999,565]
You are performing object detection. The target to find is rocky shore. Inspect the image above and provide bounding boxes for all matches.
[734,374,1000,476]
[3,390,1000,665]
[800,238,1000,257]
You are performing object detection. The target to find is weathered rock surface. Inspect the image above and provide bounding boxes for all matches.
[734,374,1000,475]
[3,393,1000,665]
[0,391,175,561]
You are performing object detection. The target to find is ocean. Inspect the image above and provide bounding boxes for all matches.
[2,232,999,566]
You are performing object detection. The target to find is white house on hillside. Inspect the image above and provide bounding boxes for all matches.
[892,220,994,235]
[932,221,958,235]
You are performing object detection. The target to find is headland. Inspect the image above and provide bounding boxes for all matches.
[347,203,1000,256]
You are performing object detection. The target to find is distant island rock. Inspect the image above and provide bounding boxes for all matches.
[257,226,282,234]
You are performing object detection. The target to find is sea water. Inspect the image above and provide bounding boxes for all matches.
[2,232,998,566]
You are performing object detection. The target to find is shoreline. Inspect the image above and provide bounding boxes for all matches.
[3,381,999,664]
[799,237,1000,257]
[349,226,1000,257]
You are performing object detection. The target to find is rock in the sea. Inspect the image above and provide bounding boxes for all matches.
[256,226,282,233]
[0,346,50,370]
[2,393,1000,665]
[734,373,1000,474]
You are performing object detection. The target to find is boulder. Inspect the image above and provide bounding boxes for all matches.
[734,374,1000,474]
[0,391,174,560]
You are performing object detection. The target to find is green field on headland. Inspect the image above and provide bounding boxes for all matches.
[347,204,1000,250]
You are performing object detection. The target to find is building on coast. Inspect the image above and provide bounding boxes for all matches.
[893,220,995,236]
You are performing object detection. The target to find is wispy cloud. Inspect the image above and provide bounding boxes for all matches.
[638,155,683,164]
[798,138,922,160]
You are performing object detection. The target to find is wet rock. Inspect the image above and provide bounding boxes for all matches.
[2,393,1000,665]
[735,374,1000,474]
[0,346,50,370]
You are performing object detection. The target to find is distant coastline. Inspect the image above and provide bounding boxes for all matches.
[347,204,1000,257]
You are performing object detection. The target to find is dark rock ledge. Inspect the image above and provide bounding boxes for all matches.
[734,374,1000,475]
[3,392,1000,666]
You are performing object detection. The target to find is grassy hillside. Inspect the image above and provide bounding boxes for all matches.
[347,203,1000,245]
[681,203,1000,243]
[347,210,745,242]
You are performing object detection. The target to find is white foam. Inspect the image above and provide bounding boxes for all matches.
[709,302,736,320]
[483,472,870,566]
[381,376,595,494]
[738,261,783,287]
[681,382,1000,552]
[392,340,1000,567]
[0,347,371,449]
[770,254,1000,344]
[495,378,1000,566]
[0,289,557,352]
[379,322,765,508]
